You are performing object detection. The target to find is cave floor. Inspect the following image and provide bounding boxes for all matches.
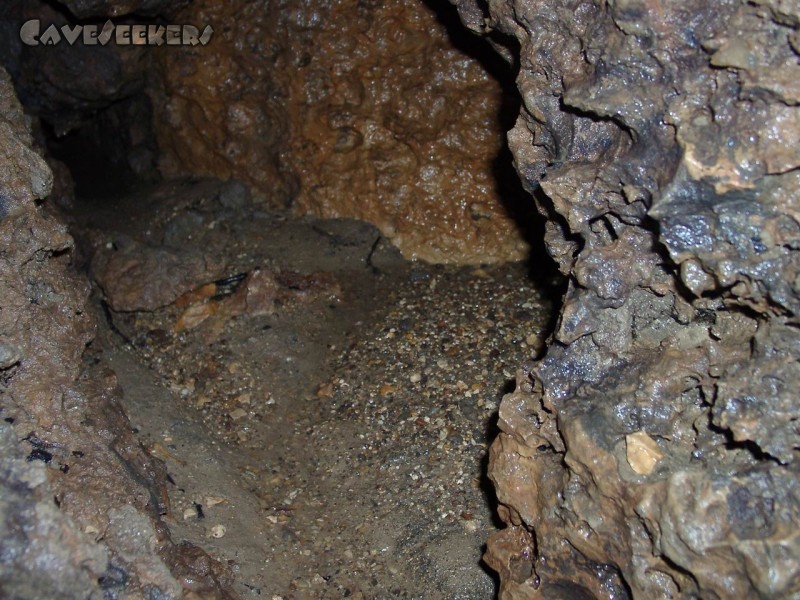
[71,178,555,599]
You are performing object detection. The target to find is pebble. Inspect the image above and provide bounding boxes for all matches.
[210,524,226,538]
[229,408,248,420]
[297,263,554,594]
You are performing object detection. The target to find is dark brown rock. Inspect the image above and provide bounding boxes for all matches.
[7,1,149,134]
[92,236,226,312]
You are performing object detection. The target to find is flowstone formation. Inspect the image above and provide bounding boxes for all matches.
[4,0,531,263]
[449,0,800,597]
[151,0,530,263]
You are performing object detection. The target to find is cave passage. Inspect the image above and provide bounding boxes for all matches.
[0,0,562,597]
[4,0,800,598]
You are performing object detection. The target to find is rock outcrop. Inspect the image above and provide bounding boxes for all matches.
[0,66,233,599]
[449,0,800,597]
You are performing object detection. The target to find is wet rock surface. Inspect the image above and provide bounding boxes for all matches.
[5,0,531,263]
[2,0,535,263]
[448,0,800,597]
[74,177,557,598]
[2,0,798,597]
[148,0,530,263]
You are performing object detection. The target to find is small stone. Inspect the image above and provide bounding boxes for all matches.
[210,524,226,538]
[205,495,226,508]
[183,507,198,520]
[229,408,248,420]
[410,372,422,383]
[379,383,395,396]
[462,519,479,533]
[317,382,334,398]
[219,179,250,209]
[0,343,21,369]
[625,431,664,475]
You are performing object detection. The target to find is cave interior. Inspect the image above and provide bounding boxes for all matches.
[1,1,799,599]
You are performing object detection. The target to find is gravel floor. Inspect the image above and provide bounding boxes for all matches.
[77,179,558,599]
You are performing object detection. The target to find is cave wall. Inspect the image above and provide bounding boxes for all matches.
[0,0,544,310]
[151,0,530,263]
[4,0,534,264]
[0,66,235,599]
[0,0,163,200]
[3,0,799,597]
[448,0,800,597]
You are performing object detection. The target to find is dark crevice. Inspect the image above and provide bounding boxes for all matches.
[422,0,559,288]
[42,91,159,200]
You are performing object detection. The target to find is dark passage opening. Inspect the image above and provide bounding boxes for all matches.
[44,92,159,199]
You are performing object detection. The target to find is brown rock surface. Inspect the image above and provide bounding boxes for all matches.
[148,1,295,209]
[4,0,532,263]
[151,0,529,263]
[91,236,226,312]
[281,1,528,264]
[449,0,800,597]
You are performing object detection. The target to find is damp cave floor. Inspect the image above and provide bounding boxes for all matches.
[70,178,556,599]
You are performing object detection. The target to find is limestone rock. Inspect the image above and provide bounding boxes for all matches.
[92,236,225,312]
[151,0,530,263]
[449,0,800,596]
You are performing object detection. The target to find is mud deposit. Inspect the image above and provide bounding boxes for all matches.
[72,178,557,598]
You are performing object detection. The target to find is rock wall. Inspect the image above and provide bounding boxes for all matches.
[281,0,529,264]
[0,66,234,599]
[448,0,800,597]
[152,0,530,263]
[4,0,534,263]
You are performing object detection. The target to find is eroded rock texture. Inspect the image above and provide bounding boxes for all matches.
[0,67,233,599]
[449,0,800,597]
[152,0,529,263]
